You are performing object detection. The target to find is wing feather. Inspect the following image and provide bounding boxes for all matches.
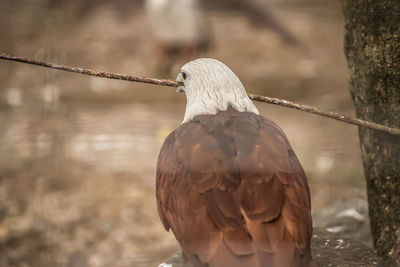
[156,110,313,266]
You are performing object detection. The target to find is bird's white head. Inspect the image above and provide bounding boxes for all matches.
[176,58,259,123]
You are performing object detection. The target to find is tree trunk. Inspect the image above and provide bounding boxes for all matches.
[341,1,400,265]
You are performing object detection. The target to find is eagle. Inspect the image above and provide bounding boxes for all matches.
[156,58,316,267]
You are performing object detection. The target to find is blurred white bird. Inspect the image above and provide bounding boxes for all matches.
[146,0,300,75]
[146,0,211,74]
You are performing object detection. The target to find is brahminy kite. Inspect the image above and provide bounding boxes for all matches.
[156,58,315,267]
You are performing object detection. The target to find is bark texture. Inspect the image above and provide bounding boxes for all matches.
[341,1,400,265]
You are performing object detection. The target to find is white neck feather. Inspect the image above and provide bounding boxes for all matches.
[180,58,259,124]
[183,86,258,123]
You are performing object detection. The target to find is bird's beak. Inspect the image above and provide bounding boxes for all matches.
[176,72,185,93]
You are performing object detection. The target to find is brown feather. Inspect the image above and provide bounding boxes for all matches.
[156,109,315,267]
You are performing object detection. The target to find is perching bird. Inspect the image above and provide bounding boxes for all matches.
[156,58,316,267]
[145,0,211,74]
[146,0,300,75]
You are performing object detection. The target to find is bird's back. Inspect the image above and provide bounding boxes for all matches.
[156,109,315,267]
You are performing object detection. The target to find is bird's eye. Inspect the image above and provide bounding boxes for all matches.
[181,71,187,80]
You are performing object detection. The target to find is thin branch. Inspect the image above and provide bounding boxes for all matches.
[1,53,399,136]
[248,94,400,135]
[0,53,180,87]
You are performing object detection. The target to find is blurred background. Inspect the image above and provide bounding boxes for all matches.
[0,0,371,266]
